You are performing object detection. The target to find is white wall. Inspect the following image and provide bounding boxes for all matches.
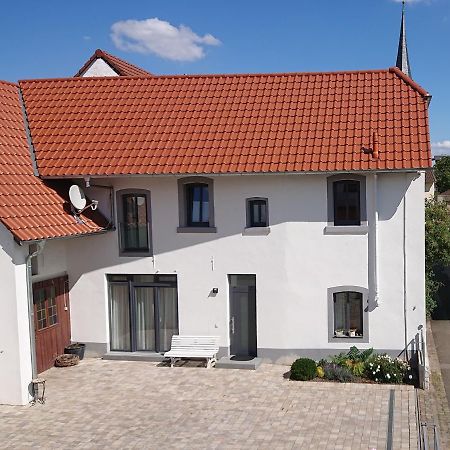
[32,238,68,282]
[82,59,118,77]
[64,172,426,363]
[0,223,32,405]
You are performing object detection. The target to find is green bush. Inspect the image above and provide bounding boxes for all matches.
[290,358,317,381]
[365,354,409,384]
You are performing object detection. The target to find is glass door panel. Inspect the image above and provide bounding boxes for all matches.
[135,287,156,351]
[109,284,131,351]
[159,287,178,352]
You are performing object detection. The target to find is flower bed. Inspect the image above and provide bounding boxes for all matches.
[289,346,416,385]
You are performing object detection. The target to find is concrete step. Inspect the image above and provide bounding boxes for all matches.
[215,356,262,370]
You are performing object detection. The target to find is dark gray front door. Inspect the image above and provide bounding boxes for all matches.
[229,275,257,358]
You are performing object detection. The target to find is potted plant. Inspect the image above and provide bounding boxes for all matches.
[64,342,86,360]
[335,329,346,338]
[349,329,357,337]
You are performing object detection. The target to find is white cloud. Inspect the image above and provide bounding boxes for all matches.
[432,140,450,154]
[110,18,220,62]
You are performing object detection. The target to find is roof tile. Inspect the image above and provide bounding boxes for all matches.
[0,81,107,241]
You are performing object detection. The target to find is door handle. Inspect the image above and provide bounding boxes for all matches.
[230,316,235,334]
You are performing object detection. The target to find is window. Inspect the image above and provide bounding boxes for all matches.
[117,190,152,256]
[333,291,363,337]
[186,183,209,226]
[34,286,58,330]
[333,180,360,226]
[178,177,216,232]
[247,198,268,228]
[328,286,368,342]
[327,175,366,228]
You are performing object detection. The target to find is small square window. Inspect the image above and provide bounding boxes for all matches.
[246,198,268,228]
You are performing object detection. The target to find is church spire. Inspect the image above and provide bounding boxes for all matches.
[396,0,412,78]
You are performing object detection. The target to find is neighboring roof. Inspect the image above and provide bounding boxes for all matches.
[20,66,431,178]
[0,81,107,242]
[75,49,153,77]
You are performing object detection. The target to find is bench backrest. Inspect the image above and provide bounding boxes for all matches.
[170,335,219,351]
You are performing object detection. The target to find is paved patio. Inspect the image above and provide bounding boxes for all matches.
[0,359,417,449]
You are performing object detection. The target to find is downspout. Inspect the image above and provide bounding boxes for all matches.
[373,173,379,306]
[403,174,408,361]
[26,240,45,379]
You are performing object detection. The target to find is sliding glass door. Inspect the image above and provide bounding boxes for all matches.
[109,284,131,351]
[135,287,156,351]
[108,275,178,353]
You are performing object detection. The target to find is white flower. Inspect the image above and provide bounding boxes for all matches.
[377,365,380,370]
[373,371,376,375]
[408,374,412,380]
[386,374,391,379]
[375,378,378,382]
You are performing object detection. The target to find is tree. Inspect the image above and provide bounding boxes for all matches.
[434,156,450,193]
[425,199,450,315]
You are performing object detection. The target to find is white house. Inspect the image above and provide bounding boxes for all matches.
[0,50,432,405]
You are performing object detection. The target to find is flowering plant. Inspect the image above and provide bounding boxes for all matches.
[364,354,409,384]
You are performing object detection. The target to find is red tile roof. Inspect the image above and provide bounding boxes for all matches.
[75,49,153,77]
[0,81,107,242]
[20,67,431,178]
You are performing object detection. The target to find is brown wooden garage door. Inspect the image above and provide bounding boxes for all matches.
[33,276,71,373]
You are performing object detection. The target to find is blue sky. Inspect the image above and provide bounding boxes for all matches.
[1,0,448,153]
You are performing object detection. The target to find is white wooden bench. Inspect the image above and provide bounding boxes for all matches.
[164,335,220,368]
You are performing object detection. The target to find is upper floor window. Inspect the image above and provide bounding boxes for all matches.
[333,180,360,226]
[247,198,268,228]
[177,177,216,232]
[117,190,152,256]
[327,175,366,228]
[186,183,209,227]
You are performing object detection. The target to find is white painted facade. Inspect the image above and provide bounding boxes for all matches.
[64,172,425,361]
[81,58,119,77]
[0,223,31,405]
[0,170,427,405]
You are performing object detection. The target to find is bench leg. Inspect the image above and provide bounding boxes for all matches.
[171,357,176,368]
[206,356,217,369]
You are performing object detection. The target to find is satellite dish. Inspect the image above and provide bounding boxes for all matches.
[69,185,87,211]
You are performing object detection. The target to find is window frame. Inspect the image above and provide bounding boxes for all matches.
[34,285,59,331]
[246,197,269,228]
[326,174,367,231]
[116,189,152,257]
[177,177,216,233]
[327,286,369,343]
